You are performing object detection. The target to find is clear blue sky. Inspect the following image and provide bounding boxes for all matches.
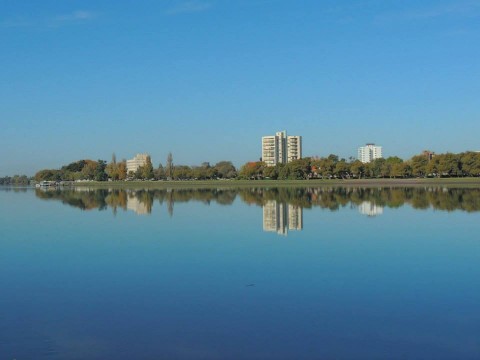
[1,0,479,176]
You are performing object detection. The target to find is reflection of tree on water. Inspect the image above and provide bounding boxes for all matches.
[239,187,480,213]
[35,188,240,216]
[166,190,174,217]
[35,187,480,217]
[0,187,28,193]
[105,190,128,216]
[35,188,109,211]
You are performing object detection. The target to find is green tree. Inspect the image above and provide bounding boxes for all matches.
[382,157,403,178]
[142,156,154,179]
[173,165,193,180]
[135,166,144,179]
[81,160,98,180]
[62,160,87,173]
[166,152,174,180]
[105,153,121,180]
[192,165,207,180]
[35,169,62,182]
[239,162,265,179]
[263,165,278,179]
[312,157,335,178]
[117,160,127,180]
[367,158,386,178]
[154,163,166,180]
[278,159,310,180]
[350,160,365,178]
[437,153,461,177]
[335,160,350,179]
[426,157,440,177]
[410,155,429,177]
[214,161,237,179]
[461,152,480,176]
[95,160,108,181]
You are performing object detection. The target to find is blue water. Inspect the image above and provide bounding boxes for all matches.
[1,187,480,359]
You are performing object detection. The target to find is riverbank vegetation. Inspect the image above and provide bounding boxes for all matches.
[0,175,30,185]
[31,151,480,183]
[239,152,480,180]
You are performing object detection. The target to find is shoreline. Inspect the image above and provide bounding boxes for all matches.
[68,178,480,189]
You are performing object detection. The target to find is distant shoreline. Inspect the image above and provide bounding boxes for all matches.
[68,178,480,189]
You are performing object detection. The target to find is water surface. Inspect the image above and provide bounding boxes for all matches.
[1,186,480,359]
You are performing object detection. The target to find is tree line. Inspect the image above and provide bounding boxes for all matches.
[239,151,480,180]
[30,150,480,182]
[0,175,30,185]
[34,153,237,182]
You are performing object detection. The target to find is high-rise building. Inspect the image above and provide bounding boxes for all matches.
[262,136,279,167]
[126,153,149,174]
[358,144,383,163]
[262,130,302,166]
[287,136,302,162]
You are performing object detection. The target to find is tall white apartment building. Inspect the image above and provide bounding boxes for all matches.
[287,136,302,162]
[262,136,279,167]
[358,144,383,163]
[262,130,302,166]
[126,153,149,174]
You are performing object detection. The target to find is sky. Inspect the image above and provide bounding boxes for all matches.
[1,0,479,176]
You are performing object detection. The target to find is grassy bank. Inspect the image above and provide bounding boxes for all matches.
[72,178,480,189]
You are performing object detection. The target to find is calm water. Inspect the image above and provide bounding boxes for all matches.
[1,186,480,359]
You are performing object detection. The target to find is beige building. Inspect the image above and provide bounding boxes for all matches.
[262,130,302,166]
[126,153,149,175]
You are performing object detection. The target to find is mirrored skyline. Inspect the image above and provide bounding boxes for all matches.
[28,186,480,236]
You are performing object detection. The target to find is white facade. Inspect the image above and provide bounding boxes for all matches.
[358,144,383,163]
[126,153,149,174]
[287,136,302,162]
[262,136,279,167]
[262,130,302,166]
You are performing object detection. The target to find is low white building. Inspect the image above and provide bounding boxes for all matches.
[126,154,149,174]
[358,144,383,163]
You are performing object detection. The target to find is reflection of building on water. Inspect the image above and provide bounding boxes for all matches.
[263,200,303,235]
[288,204,303,230]
[127,195,149,215]
[358,201,384,217]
